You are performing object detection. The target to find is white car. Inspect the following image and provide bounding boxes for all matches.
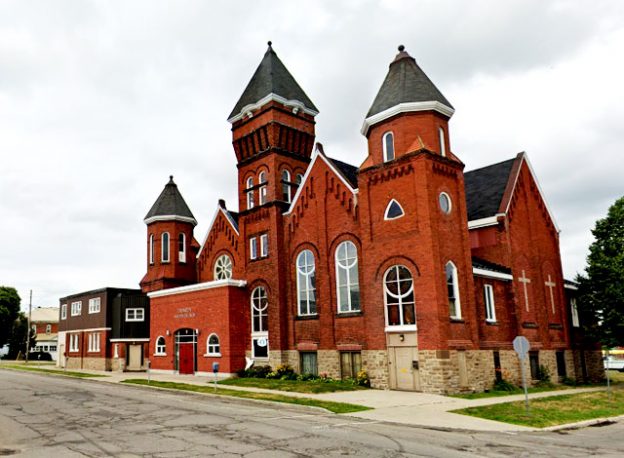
[604,355,624,371]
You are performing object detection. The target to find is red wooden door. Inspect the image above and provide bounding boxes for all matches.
[178,344,194,374]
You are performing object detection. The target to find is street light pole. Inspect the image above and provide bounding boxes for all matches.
[25,290,32,364]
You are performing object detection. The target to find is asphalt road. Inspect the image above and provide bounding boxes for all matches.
[1,370,623,457]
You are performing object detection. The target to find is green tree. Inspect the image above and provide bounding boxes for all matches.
[7,313,36,359]
[576,196,624,348]
[0,286,21,348]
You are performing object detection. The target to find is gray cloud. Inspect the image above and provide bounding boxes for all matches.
[1,0,622,308]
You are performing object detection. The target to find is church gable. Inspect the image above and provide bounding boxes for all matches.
[285,146,358,233]
[197,205,241,282]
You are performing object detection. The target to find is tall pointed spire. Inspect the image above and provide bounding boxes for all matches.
[228,42,318,122]
[144,176,197,225]
[362,45,454,135]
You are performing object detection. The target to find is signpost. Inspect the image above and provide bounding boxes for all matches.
[212,362,220,392]
[513,335,531,415]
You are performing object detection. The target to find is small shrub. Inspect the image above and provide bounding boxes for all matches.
[297,373,317,382]
[537,365,551,383]
[493,378,518,392]
[267,364,296,380]
[244,365,272,379]
[561,376,577,386]
[356,370,371,387]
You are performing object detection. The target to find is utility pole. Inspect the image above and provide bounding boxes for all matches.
[25,290,32,364]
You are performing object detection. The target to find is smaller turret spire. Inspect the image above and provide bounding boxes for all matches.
[144,176,197,226]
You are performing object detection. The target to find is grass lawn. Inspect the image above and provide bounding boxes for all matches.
[0,363,107,379]
[122,379,371,414]
[450,383,573,400]
[453,386,624,428]
[218,377,368,394]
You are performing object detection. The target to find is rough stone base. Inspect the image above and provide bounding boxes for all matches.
[362,350,389,389]
[65,356,111,371]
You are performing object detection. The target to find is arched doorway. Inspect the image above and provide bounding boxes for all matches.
[174,328,197,375]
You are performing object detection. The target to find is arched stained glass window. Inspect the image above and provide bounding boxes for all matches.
[296,250,317,316]
[383,265,415,326]
[335,241,360,313]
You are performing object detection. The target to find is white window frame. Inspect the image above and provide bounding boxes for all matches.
[155,336,166,355]
[251,287,269,359]
[61,304,67,320]
[125,308,145,322]
[296,250,317,316]
[205,334,221,356]
[282,170,292,203]
[439,192,452,214]
[246,177,255,209]
[383,265,416,330]
[69,334,79,352]
[149,234,154,264]
[88,297,101,314]
[446,261,462,319]
[250,237,258,260]
[382,131,395,162]
[214,254,233,280]
[161,232,170,263]
[384,199,405,220]
[484,284,496,322]
[258,171,267,205]
[88,332,100,353]
[178,232,186,263]
[70,301,82,317]
[571,298,580,328]
[439,126,446,157]
[335,241,360,313]
[260,234,269,257]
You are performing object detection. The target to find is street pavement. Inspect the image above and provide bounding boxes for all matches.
[63,367,611,432]
[1,369,624,457]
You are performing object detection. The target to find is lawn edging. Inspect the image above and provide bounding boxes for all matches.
[121,379,371,414]
[0,364,108,379]
[452,388,624,428]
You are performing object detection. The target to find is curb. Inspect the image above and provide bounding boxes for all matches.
[543,415,624,431]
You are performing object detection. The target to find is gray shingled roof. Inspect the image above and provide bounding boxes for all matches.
[327,156,358,189]
[464,158,516,221]
[229,43,318,120]
[472,257,512,275]
[144,176,196,223]
[366,46,453,118]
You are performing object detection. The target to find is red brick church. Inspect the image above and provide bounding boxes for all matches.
[141,43,601,392]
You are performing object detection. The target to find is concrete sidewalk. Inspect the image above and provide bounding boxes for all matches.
[6,365,613,432]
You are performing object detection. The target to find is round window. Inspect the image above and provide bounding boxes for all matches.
[439,192,452,214]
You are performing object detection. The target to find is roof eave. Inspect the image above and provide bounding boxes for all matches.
[228,93,319,124]
[361,101,454,136]
[144,215,198,226]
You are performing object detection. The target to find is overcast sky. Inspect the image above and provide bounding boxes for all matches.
[1,0,623,310]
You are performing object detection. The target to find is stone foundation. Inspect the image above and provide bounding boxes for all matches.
[65,356,111,371]
[362,350,389,389]
[317,350,341,379]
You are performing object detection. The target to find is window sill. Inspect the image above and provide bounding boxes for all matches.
[153,353,167,357]
[385,325,417,333]
[296,315,319,321]
[450,318,464,323]
[204,353,222,358]
[336,311,363,318]
[485,320,499,326]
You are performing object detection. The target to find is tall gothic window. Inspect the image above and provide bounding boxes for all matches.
[246,177,254,209]
[251,286,269,358]
[439,126,446,157]
[335,241,360,313]
[446,261,461,319]
[251,287,268,333]
[149,234,154,264]
[258,171,267,205]
[382,131,395,162]
[296,250,317,315]
[178,233,186,263]
[214,254,233,280]
[161,232,170,263]
[282,170,292,203]
[383,265,415,326]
